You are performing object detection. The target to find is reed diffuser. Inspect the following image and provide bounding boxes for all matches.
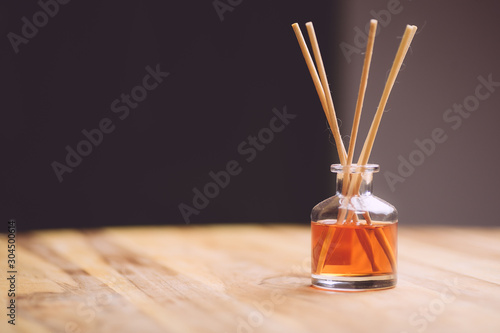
[292,20,417,291]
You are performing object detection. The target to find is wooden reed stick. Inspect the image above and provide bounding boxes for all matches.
[374,227,397,271]
[357,25,417,168]
[293,22,377,273]
[292,22,415,275]
[292,22,356,222]
[304,21,368,235]
[335,25,417,271]
[339,25,417,219]
[292,23,361,217]
[317,24,416,274]
[291,23,336,143]
[315,20,378,273]
[293,22,361,222]
[355,228,380,271]
[314,227,343,274]
[292,23,372,272]
[346,20,377,166]
[305,22,347,164]
[340,20,377,225]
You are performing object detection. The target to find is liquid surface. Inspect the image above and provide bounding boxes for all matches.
[311,221,397,276]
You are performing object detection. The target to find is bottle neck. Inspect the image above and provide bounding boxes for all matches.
[335,172,374,196]
[331,164,379,196]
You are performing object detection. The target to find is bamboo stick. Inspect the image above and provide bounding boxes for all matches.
[291,23,337,145]
[356,228,380,271]
[357,25,417,167]
[305,22,347,164]
[374,227,397,271]
[316,25,416,275]
[335,25,417,272]
[315,21,379,273]
[341,20,377,226]
[346,19,377,166]
[292,21,415,277]
[293,22,360,221]
[293,23,371,272]
[338,25,417,222]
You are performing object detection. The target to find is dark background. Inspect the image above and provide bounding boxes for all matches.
[2,0,500,231]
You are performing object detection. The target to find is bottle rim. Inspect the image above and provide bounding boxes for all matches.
[330,164,380,174]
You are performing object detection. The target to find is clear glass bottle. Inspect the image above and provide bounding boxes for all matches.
[311,164,398,291]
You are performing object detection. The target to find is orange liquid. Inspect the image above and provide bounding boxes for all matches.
[311,221,397,276]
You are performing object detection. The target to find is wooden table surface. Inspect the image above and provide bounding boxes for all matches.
[1,224,499,333]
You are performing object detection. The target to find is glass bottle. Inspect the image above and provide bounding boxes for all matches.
[311,164,398,291]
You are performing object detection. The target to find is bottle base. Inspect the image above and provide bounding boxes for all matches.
[311,274,396,291]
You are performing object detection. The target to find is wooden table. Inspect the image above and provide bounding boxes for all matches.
[1,225,499,333]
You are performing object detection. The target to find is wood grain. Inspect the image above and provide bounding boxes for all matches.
[1,225,499,333]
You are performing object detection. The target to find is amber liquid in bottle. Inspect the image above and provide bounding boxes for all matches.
[311,221,397,277]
